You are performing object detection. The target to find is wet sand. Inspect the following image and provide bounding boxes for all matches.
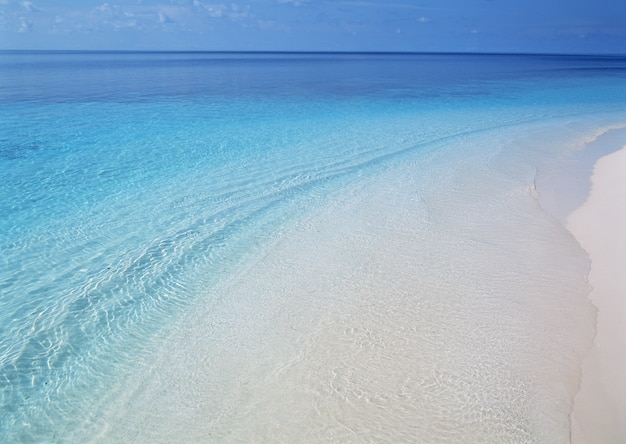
[95,122,602,443]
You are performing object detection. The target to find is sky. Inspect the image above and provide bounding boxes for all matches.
[0,0,625,53]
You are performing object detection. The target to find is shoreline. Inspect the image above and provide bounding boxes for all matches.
[568,145,626,443]
[95,119,605,442]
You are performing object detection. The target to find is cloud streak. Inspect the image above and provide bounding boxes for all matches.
[0,0,624,53]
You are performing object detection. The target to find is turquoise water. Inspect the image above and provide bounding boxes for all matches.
[1,52,626,442]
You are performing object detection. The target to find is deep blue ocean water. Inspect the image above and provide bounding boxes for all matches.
[1,52,626,442]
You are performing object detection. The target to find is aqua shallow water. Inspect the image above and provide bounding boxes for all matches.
[1,52,626,442]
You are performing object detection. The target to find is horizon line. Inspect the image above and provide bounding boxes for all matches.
[1,49,624,57]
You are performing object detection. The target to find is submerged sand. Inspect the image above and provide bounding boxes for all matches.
[91,119,612,443]
[568,146,626,444]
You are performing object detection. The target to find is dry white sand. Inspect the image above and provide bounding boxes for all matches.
[568,146,626,444]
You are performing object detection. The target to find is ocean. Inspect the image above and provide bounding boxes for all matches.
[1,51,626,442]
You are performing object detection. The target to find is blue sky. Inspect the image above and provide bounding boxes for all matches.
[1,0,624,53]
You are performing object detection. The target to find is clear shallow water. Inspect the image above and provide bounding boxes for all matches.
[1,52,626,442]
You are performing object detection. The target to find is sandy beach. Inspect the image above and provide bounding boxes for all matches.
[568,146,626,444]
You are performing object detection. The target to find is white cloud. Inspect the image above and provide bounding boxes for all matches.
[158,11,172,24]
[21,1,38,12]
[18,16,32,31]
[206,5,227,18]
[97,3,111,13]
[228,3,249,21]
[192,2,228,18]
[418,16,430,23]
[94,3,142,30]
[336,1,425,10]
[277,0,309,5]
